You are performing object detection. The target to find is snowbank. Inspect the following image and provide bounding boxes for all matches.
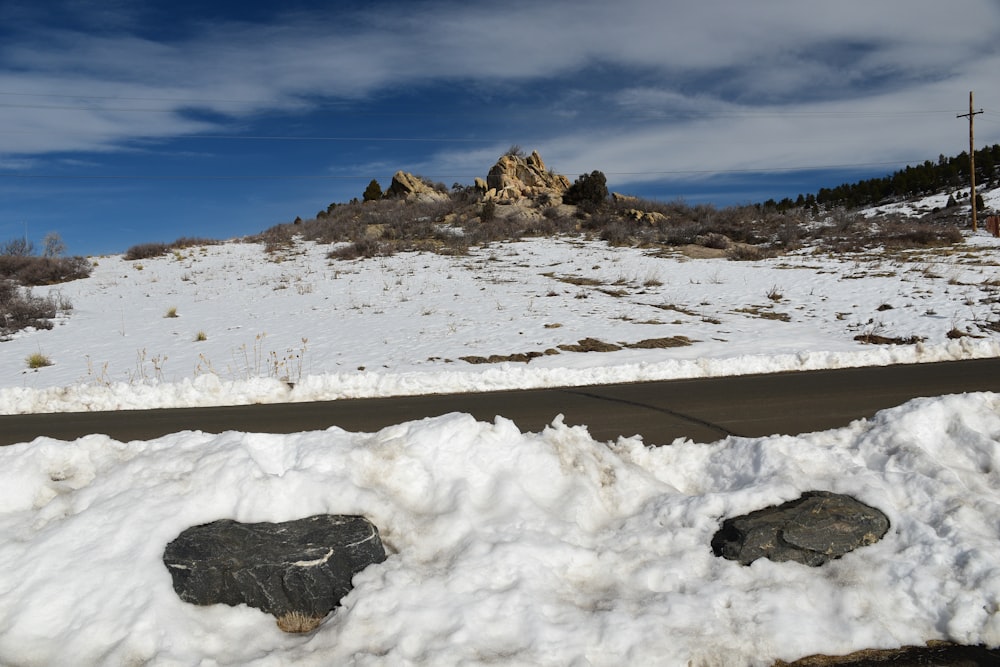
[2,394,999,665]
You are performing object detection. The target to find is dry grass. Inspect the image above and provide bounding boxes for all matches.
[275,611,326,634]
[25,351,52,369]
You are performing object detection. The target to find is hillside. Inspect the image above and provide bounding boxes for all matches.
[246,150,986,273]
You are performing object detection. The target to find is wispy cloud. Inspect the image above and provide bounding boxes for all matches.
[1,0,998,186]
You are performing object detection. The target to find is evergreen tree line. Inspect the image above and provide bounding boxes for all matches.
[766,143,1000,212]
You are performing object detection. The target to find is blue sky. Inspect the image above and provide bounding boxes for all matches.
[1,0,999,256]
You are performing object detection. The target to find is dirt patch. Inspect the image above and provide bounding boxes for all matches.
[735,306,791,322]
[853,334,923,345]
[459,351,551,364]
[557,338,623,353]
[774,641,1000,666]
[624,336,694,349]
[542,273,604,287]
[461,335,695,363]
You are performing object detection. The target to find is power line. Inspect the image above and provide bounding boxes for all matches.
[0,98,966,119]
[0,131,499,143]
[0,159,933,182]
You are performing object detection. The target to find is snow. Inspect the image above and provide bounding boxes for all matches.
[2,397,1000,665]
[863,183,1000,219]
[2,209,1000,665]
[2,223,999,414]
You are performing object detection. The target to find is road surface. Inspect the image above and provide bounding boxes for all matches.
[2,359,998,446]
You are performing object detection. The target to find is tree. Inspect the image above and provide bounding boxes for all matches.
[1,237,34,257]
[42,232,66,258]
[363,179,383,202]
[563,170,608,207]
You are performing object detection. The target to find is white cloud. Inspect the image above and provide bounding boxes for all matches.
[0,0,998,183]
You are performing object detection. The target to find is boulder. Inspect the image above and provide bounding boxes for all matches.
[485,150,570,203]
[711,491,889,567]
[624,208,668,225]
[385,171,449,202]
[163,515,386,623]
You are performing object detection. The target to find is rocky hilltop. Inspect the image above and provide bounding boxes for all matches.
[386,150,572,207]
[482,150,571,204]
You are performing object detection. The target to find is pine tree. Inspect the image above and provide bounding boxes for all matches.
[363,179,383,202]
[564,170,608,207]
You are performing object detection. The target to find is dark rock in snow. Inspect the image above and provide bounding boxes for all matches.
[712,491,889,567]
[163,514,386,619]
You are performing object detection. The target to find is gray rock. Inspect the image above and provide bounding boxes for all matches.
[163,515,386,618]
[711,491,889,567]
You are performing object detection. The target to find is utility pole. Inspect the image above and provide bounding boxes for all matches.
[957,91,984,231]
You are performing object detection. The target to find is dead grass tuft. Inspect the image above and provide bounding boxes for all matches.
[25,351,53,369]
[275,611,326,634]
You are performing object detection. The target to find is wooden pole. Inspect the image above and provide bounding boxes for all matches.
[970,91,978,232]
[958,91,984,231]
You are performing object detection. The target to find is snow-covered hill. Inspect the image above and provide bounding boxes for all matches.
[2,228,998,414]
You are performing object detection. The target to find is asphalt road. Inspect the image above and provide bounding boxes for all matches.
[2,358,999,446]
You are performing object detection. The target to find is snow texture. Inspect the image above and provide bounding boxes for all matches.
[1,193,1000,664]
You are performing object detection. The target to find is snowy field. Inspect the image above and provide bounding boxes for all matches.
[1,226,999,415]
[2,205,1000,665]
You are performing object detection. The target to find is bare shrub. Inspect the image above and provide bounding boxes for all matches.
[0,255,92,285]
[698,233,730,250]
[125,242,170,261]
[0,279,62,337]
[170,236,221,249]
[599,223,634,246]
[879,222,963,247]
[1,237,34,257]
[726,244,771,261]
[659,222,708,245]
[247,223,297,253]
[817,219,963,251]
[328,237,386,260]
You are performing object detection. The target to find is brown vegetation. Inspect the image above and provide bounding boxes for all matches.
[124,237,221,261]
[249,184,970,267]
[0,279,64,338]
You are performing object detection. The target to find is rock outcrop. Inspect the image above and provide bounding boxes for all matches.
[163,515,386,629]
[484,151,571,204]
[711,491,889,567]
[386,171,449,202]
